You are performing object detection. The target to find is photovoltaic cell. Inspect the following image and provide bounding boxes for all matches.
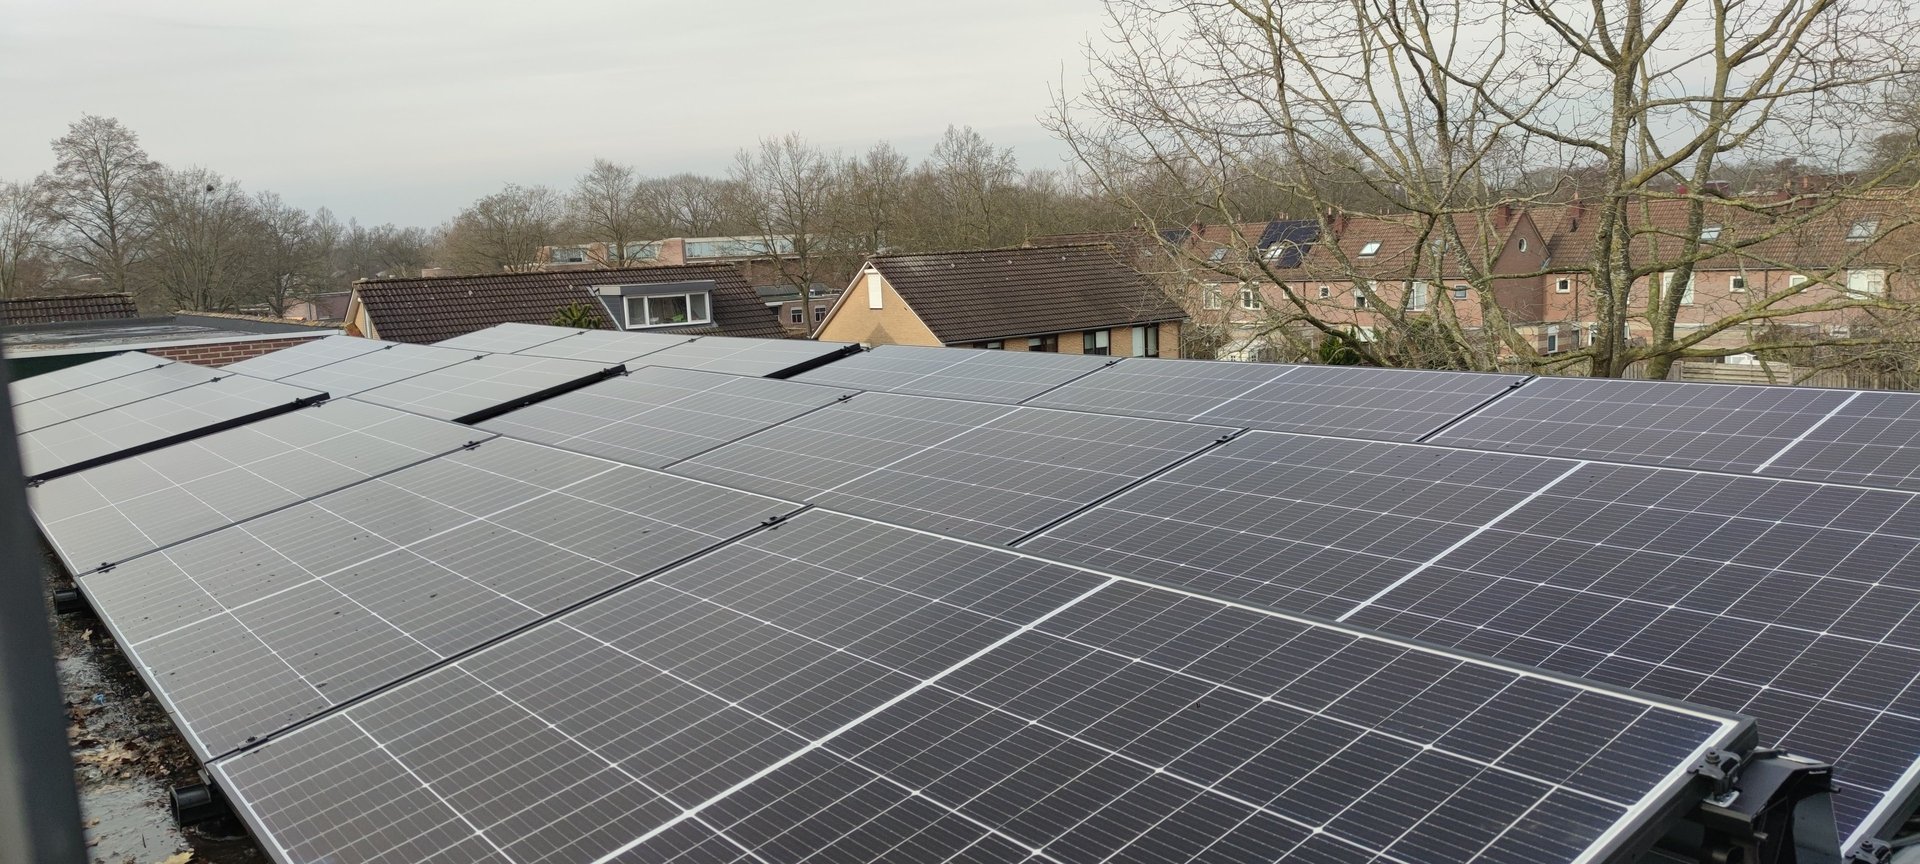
[635,335,856,378]
[673,393,1234,544]
[433,322,586,354]
[1428,377,1856,472]
[513,328,695,365]
[353,353,617,421]
[13,361,230,433]
[478,366,855,468]
[1338,461,1920,840]
[1761,390,1920,492]
[76,438,800,758]
[220,335,389,381]
[18,374,324,480]
[277,342,480,397]
[209,511,1745,864]
[7,351,170,405]
[30,399,487,574]
[1029,358,1525,441]
[1020,432,1577,617]
[790,344,1114,403]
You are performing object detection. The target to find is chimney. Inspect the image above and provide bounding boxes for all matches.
[1568,194,1585,233]
[1188,220,1204,243]
[1497,201,1515,228]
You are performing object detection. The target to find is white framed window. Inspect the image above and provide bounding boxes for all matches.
[1083,329,1111,355]
[813,305,828,323]
[551,247,587,264]
[1848,220,1879,241]
[1203,284,1223,309]
[1700,224,1722,241]
[1555,278,1571,293]
[789,307,803,324]
[1848,269,1886,296]
[1208,247,1229,263]
[1789,274,1810,289]
[1130,325,1160,357]
[1452,284,1469,300]
[1518,237,1529,252]
[983,340,1004,350]
[623,292,711,329]
[1359,241,1382,257]
[1317,284,1331,299]
[865,271,883,309]
[1408,281,1428,311]
[1586,323,1600,346]
[1239,285,1262,310]
[1353,289,1368,309]
[1729,275,1747,293]
[1546,324,1561,354]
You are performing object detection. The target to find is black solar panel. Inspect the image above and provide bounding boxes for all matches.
[513,328,694,365]
[478,366,855,468]
[1020,432,1578,617]
[208,511,1747,864]
[18,374,324,481]
[790,344,1115,403]
[673,392,1234,543]
[30,399,486,574]
[1760,390,1920,492]
[7,351,170,404]
[76,438,801,758]
[219,335,389,380]
[1429,377,1855,471]
[432,322,585,354]
[13,361,229,432]
[353,353,618,422]
[277,342,479,397]
[1029,358,1524,441]
[635,335,858,378]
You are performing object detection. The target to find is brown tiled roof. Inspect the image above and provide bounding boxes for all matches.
[0,293,139,326]
[869,244,1186,344]
[1275,212,1528,282]
[352,264,785,344]
[1538,193,1920,272]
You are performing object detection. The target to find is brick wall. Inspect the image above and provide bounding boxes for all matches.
[144,334,331,368]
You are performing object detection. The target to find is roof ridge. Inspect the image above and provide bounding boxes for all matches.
[354,263,730,286]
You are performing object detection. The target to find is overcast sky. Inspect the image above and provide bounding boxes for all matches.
[0,0,1102,227]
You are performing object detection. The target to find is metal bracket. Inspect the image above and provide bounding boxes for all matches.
[1847,839,1892,864]
[462,440,486,450]
[1661,748,1842,864]
[760,513,789,529]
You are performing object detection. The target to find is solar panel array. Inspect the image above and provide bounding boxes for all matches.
[7,350,171,405]
[19,373,324,481]
[221,335,390,381]
[514,328,694,365]
[352,353,618,422]
[433,322,586,354]
[20,338,1920,863]
[277,341,480,396]
[13,361,230,433]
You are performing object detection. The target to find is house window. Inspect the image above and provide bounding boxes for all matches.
[1453,284,1469,300]
[1318,284,1331,299]
[1848,269,1886,296]
[1208,247,1229,263]
[813,305,827,323]
[1028,335,1058,352]
[1669,272,1695,305]
[1083,329,1111,355]
[983,341,1004,350]
[1730,275,1747,293]
[551,247,587,264]
[1518,237,1529,252]
[1700,224,1722,241]
[1353,289,1368,309]
[1239,285,1262,310]
[789,307,803,324]
[1130,325,1160,358]
[1359,241,1382,257]
[623,292,711,328]
[1555,278,1571,293]
[1789,274,1810,288]
[1203,284,1223,310]
[1848,220,1879,241]
[1586,323,1600,346]
[1408,281,1428,311]
[866,271,884,308]
[1546,325,1560,354]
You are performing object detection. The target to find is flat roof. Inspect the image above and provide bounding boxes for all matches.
[2,315,337,358]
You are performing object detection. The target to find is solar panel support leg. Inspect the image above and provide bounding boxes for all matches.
[170,777,229,827]
[1659,748,1842,864]
[50,588,87,616]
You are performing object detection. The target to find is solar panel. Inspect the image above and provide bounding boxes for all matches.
[353,353,619,422]
[672,392,1235,544]
[1428,377,1856,471]
[208,510,1748,864]
[277,341,479,397]
[1020,432,1578,617]
[636,335,859,378]
[1029,358,1525,441]
[478,366,856,468]
[220,335,389,381]
[7,351,171,404]
[13,361,230,433]
[76,438,800,758]
[791,344,1114,403]
[30,399,487,574]
[433,322,585,354]
[18,374,324,481]
[1334,461,1920,844]
[1758,390,1920,492]
[513,328,695,365]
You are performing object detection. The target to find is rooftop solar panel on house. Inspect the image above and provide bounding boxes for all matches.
[13,360,230,432]
[352,353,620,422]
[791,343,1113,403]
[18,374,325,481]
[6,351,171,404]
[1029,358,1525,441]
[1428,376,1856,471]
[219,335,389,381]
[513,327,695,365]
[635,335,860,378]
[1759,390,1920,492]
[208,510,1749,864]
[30,399,487,574]
[431,322,586,354]
[477,366,855,468]
[76,438,801,758]
[276,341,479,397]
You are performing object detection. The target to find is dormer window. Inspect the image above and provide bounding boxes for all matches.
[551,247,588,264]
[1699,224,1722,241]
[625,292,710,328]
[1848,220,1879,241]
[1359,241,1382,257]
[1208,247,1229,263]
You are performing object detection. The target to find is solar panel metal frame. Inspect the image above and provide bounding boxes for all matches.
[19,375,328,483]
[202,509,1754,864]
[1755,389,1920,493]
[634,335,862,379]
[7,351,173,405]
[351,353,624,423]
[790,343,1116,403]
[219,335,390,381]
[276,342,483,397]
[431,322,588,355]
[509,327,696,365]
[12,361,233,433]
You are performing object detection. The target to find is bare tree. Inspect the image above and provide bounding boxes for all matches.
[144,167,260,311]
[831,142,911,256]
[437,183,566,273]
[730,134,841,293]
[917,126,1023,249]
[1055,0,1920,377]
[569,159,652,266]
[637,173,738,237]
[1,179,61,299]
[249,192,333,316]
[39,115,161,302]
[334,218,432,281]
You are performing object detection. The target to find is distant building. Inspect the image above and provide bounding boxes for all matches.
[280,291,352,324]
[813,244,1186,358]
[343,264,786,344]
[2,309,336,379]
[540,235,816,288]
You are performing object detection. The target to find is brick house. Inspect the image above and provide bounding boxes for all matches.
[812,244,1187,357]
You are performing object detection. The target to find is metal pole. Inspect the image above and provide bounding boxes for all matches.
[0,344,88,861]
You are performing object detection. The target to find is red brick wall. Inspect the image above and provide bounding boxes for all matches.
[144,335,330,368]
